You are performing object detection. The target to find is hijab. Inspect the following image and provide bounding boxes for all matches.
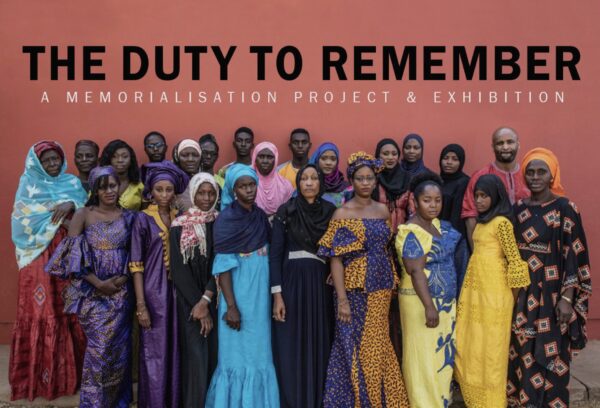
[474,174,513,224]
[275,164,337,253]
[12,142,87,269]
[309,142,349,193]
[373,138,409,201]
[252,141,294,215]
[521,147,565,196]
[400,133,429,178]
[172,173,219,262]
[141,160,189,200]
[213,164,270,254]
[439,144,470,234]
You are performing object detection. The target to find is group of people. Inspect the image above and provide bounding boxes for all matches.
[9,126,591,408]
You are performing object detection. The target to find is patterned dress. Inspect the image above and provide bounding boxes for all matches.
[46,212,135,407]
[318,218,409,408]
[395,219,467,408]
[454,216,530,408]
[508,198,592,408]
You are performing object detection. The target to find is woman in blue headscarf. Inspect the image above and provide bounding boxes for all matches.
[206,164,279,408]
[309,142,350,207]
[10,141,87,401]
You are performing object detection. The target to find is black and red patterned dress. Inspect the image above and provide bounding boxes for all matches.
[508,197,592,408]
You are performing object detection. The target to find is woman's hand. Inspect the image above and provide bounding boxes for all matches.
[272,293,286,322]
[137,304,151,329]
[425,305,439,328]
[556,298,575,325]
[97,277,122,296]
[223,303,241,331]
[192,300,213,337]
[337,298,351,323]
[113,275,128,288]
[51,202,75,224]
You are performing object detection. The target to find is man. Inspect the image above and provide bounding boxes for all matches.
[461,127,530,249]
[143,131,168,163]
[277,128,312,188]
[199,133,224,187]
[217,127,254,179]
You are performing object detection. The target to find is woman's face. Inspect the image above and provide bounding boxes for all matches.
[524,159,552,194]
[318,150,338,175]
[378,144,399,169]
[415,184,442,220]
[39,149,63,177]
[179,147,201,175]
[441,151,460,175]
[299,167,320,202]
[255,148,276,176]
[194,182,217,211]
[97,175,119,207]
[111,148,131,175]
[151,180,175,207]
[474,190,492,214]
[234,176,257,206]
[74,145,98,174]
[403,138,422,163]
[351,166,377,198]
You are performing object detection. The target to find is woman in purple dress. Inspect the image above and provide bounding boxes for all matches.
[129,161,188,408]
[46,166,134,407]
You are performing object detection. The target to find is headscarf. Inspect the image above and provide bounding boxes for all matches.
[87,165,117,192]
[141,160,189,200]
[521,147,565,196]
[275,164,337,253]
[12,142,87,269]
[309,142,349,193]
[439,144,467,182]
[213,165,270,254]
[346,151,384,180]
[172,173,219,262]
[177,139,202,158]
[34,141,65,162]
[439,144,470,234]
[400,133,428,178]
[251,142,294,215]
[373,138,409,201]
[474,174,513,224]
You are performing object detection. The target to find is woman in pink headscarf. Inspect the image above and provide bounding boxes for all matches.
[252,142,294,217]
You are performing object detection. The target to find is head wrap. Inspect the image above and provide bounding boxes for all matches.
[34,141,65,162]
[251,142,294,215]
[172,173,219,262]
[438,144,470,234]
[141,160,189,200]
[12,143,87,269]
[373,138,408,201]
[275,164,336,253]
[474,174,513,224]
[521,148,565,196]
[214,164,270,254]
[309,142,349,194]
[177,139,202,157]
[439,144,466,181]
[87,166,118,192]
[220,163,259,210]
[400,133,428,178]
[346,151,384,180]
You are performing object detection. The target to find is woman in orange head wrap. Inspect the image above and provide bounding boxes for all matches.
[521,147,565,196]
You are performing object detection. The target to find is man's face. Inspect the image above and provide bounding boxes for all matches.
[234,132,254,157]
[492,132,519,164]
[289,132,311,159]
[144,134,167,162]
[200,141,219,171]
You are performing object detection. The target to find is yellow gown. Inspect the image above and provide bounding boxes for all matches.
[454,216,530,408]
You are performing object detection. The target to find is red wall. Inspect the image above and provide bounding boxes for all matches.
[1,1,599,342]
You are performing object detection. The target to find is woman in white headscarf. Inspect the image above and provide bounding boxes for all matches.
[173,139,203,211]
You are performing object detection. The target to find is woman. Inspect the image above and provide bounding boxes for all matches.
[252,141,294,217]
[73,139,99,192]
[454,174,530,408]
[46,166,134,407]
[400,133,430,181]
[271,164,336,408]
[206,164,279,407]
[99,139,143,211]
[309,142,350,207]
[318,152,409,408]
[174,139,202,212]
[129,161,188,408]
[10,141,87,401]
[439,143,470,237]
[170,172,219,407]
[507,148,591,407]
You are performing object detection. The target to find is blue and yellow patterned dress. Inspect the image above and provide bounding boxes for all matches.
[318,218,409,408]
[395,219,467,408]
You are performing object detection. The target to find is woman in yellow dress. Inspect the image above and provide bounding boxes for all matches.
[99,139,144,210]
[396,172,468,408]
[454,174,530,407]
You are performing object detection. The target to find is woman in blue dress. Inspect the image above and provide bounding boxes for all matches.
[206,163,279,407]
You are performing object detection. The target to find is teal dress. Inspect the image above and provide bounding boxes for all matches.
[206,245,279,407]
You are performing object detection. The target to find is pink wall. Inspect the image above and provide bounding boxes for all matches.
[1,1,599,342]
